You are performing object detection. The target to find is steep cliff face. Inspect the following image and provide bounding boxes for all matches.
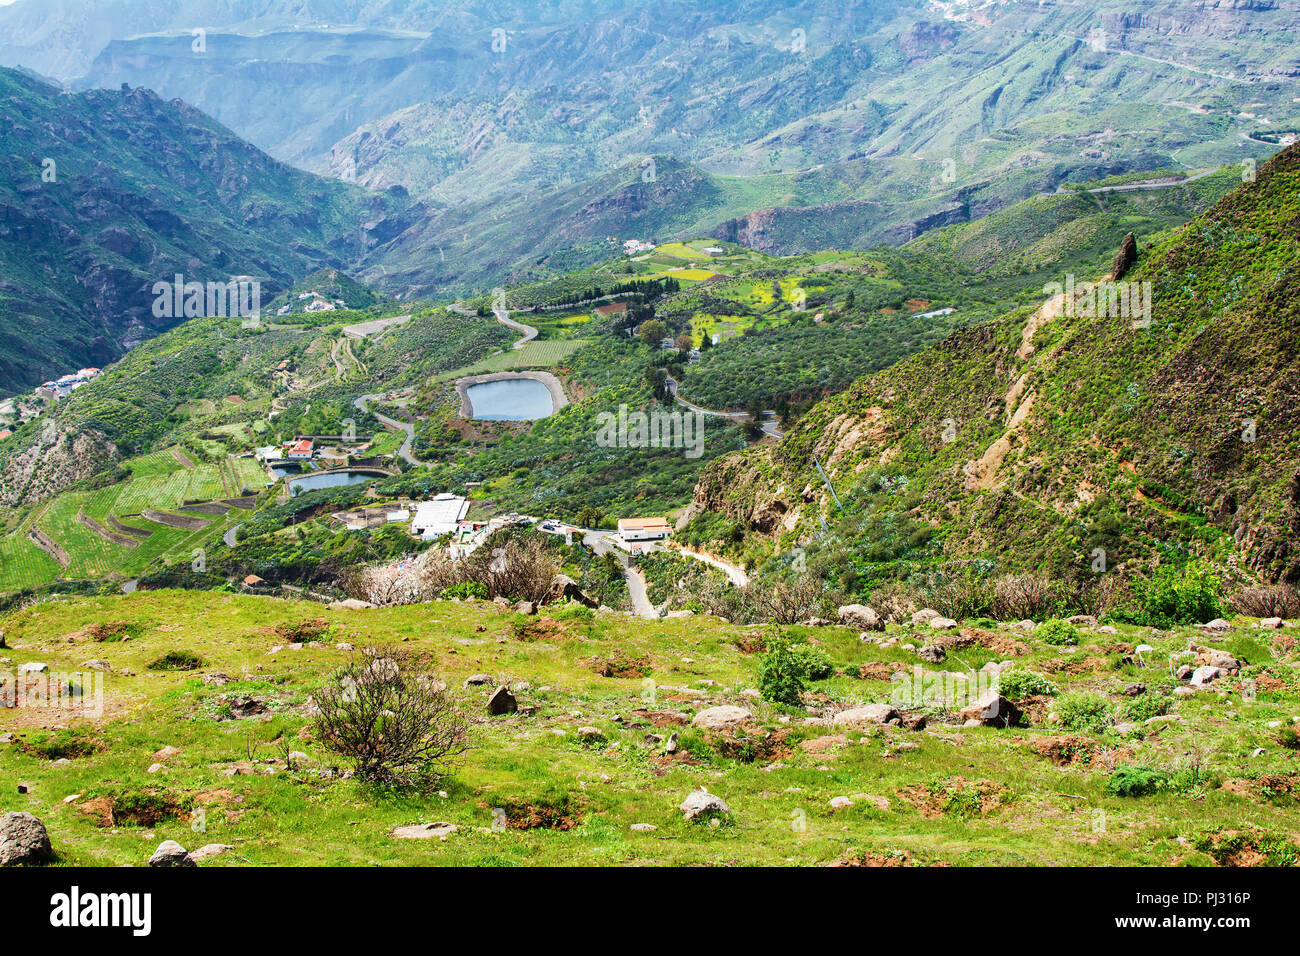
[691,142,1300,584]
[0,421,117,508]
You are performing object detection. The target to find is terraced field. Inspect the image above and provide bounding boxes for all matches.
[438,339,590,380]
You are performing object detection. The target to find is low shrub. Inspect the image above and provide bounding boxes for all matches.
[147,650,205,671]
[1107,765,1171,797]
[1035,618,1080,646]
[1117,692,1170,723]
[1114,561,1227,628]
[1055,691,1113,732]
[442,581,489,600]
[996,669,1057,700]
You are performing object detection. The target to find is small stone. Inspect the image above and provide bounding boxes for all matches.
[928,617,958,630]
[335,642,355,652]
[1259,617,1284,629]
[146,763,165,774]
[630,823,658,832]
[829,796,854,810]
[82,660,111,671]
[17,662,47,674]
[665,732,679,754]
[1124,683,1146,697]
[464,673,494,687]
[831,704,899,728]
[837,604,885,632]
[911,608,941,626]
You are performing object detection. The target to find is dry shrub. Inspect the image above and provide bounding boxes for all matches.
[750,574,825,624]
[1233,585,1300,619]
[313,646,468,788]
[866,581,920,624]
[990,574,1057,621]
[358,536,559,607]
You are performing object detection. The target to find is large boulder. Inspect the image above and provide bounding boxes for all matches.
[928,617,958,630]
[959,691,1022,728]
[0,812,52,866]
[679,789,730,822]
[546,574,598,608]
[691,705,752,732]
[837,604,884,632]
[148,840,195,868]
[911,609,941,626]
[831,703,899,728]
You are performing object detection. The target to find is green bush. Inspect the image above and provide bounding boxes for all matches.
[146,650,205,671]
[786,643,834,681]
[1117,562,1227,628]
[1107,765,1171,797]
[757,641,807,706]
[996,669,1057,700]
[442,581,489,600]
[1117,692,1170,723]
[1055,691,1113,732]
[1035,618,1080,646]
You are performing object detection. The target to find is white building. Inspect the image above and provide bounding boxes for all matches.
[617,517,672,544]
[411,494,470,540]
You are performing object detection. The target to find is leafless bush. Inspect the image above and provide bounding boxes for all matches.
[751,574,825,624]
[991,574,1058,621]
[1077,573,1131,618]
[353,536,560,606]
[867,581,921,624]
[1233,584,1300,619]
[922,574,994,620]
[313,647,469,788]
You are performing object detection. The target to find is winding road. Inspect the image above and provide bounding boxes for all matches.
[353,393,420,467]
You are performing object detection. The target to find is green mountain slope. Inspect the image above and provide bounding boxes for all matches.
[0,67,407,394]
[687,142,1300,596]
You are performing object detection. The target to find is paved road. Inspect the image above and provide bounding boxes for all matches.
[665,374,783,438]
[223,523,241,548]
[493,307,538,350]
[354,393,421,467]
[580,528,660,618]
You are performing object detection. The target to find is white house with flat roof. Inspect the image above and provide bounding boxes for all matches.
[411,494,470,540]
[617,517,672,544]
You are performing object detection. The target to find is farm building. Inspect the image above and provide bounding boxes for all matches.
[284,439,314,460]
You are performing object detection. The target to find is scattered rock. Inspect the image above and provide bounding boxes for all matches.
[900,713,928,731]
[1259,617,1284,629]
[189,843,235,862]
[0,812,52,866]
[1198,619,1232,632]
[202,673,233,686]
[828,796,854,810]
[911,609,941,626]
[464,673,495,687]
[665,732,680,754]
[577,726,603,741]
[335,642,355,652]
[958,691,1022,728]
[227,696,268,719]
[630,823,658,832]
[832,704,899,728]
[392,822,457,840]
[17,662,47,674]
[329,599,375,610]
[1189,666,1223,688]
[488,685,517,715]
[917,644,946,663]
[679,789,730,822]
[928,617,958,630]
[147,840,195,868]
[546,574,598,608]
[691,705,752,732]
[1124,683,1146,697]
[837,604,885,632]
[81,660,111,671]
[516,601,536,616]
[1066,615,1099,627]
[146,763,165,774]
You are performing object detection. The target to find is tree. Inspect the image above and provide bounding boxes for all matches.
[636,319,669,345]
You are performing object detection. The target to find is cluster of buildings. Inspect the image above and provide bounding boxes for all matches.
[623,239,656,255]
[33,368,101,401]
[275,290,346,315]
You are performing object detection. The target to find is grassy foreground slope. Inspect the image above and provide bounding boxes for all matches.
[2,591,1299,866]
